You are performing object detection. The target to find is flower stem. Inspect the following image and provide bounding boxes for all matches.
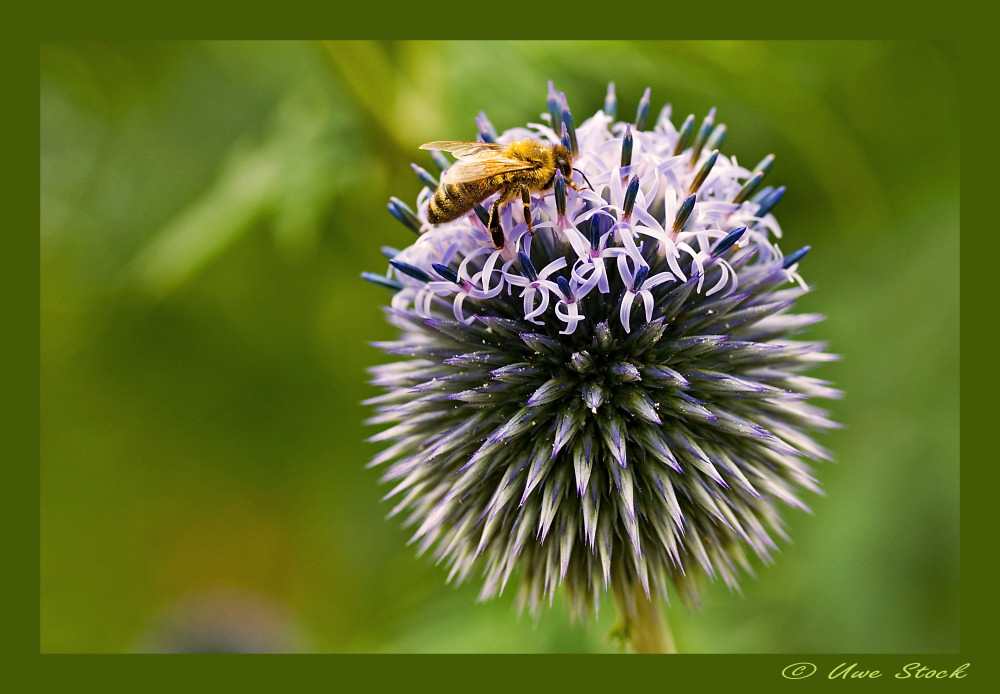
[612,585,676,654]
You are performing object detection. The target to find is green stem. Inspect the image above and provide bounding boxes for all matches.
[631,591,675,653]
[612,585,676,654]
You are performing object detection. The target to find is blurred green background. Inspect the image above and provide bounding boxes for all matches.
[40,40,959,653]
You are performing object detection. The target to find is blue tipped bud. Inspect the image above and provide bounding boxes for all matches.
[554,170,567,216]
[560,94,578,157]
[429,150,450,173]
[672,114,695,155]
[673,194,696,233]
[622,175,640,220]
[588,215,602,250]
[473,203,491,228]
[389,259,432,283]
[361,271,403,291]
[712,226,747,256]
[657,103,672,129]
[705,124,727,152]
[560,122,572,157]
[689,150,719,194]
[547,81,562,130]
[733,171,765,204]
[604,82,617,119]
[518,252,538,282]
[477,111,497,143]
[753,153,776,177]
[782,245,810,268]
[621,124,633,169]
[411,163,439,190]
[635,87,651,132]
[388,197,421,234]
[632,264,650,290]
[755,185,786,218]
[690,107,716,165]
[556,276,573,301]
[432,263,462,285]
[380,245,401,259]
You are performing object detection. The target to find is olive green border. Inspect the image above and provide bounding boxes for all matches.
[30,25,970,693]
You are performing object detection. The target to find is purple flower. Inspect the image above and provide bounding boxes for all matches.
[364,83,840,629]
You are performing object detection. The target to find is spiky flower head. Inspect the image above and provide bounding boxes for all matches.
[364,83,839,625]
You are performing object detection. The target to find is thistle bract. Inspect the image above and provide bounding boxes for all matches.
[365,84,839,621]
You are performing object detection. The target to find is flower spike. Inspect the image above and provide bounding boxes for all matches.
[672,114,695,156]
[389,259,432,283]
[432,263,462,285]
[689,107,716,165]
[604,82,617,120]
[782,245,810,268]
[712,226,747,256]
[733,171,765,204]
[623,175,641,220]
[635,87,651,132]
[673,194,696,233]
[621,124,633,169]
[361,271,403,291]
[387,197,421,234]
[411,162,439,190]
[547,81,562,130]
[755,185,786,218]
[689,150,719,195]
[560,93,578,157]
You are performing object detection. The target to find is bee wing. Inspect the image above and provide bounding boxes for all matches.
[442,155,535,185]
[420,141,504,158]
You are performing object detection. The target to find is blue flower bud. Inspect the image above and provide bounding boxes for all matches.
[673,194,696,233]
[672,114,695,156]
[432,263,461,284]
[517,252,538,282]
[361,271,403,291]
[782,245,810,268]
[604,82,617,119]
[389,259,432,283]
[635,87,651,132]
[387,197,421,234]
[712,226,747,256]
[689,150,719,194]
[623,175,640,220]
[621,124,633,169]
[411,162,438,190]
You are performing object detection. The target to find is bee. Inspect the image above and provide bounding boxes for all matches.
[420,139,590,248]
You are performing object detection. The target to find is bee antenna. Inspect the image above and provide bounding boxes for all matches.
[574,167,595,191]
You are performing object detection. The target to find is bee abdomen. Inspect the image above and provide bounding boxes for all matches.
[428,183,477,224]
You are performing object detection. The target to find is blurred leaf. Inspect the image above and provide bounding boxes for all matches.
[129,91,356,297]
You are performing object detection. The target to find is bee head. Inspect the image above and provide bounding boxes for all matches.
[553,145,573,179]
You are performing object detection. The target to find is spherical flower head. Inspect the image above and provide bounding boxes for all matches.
[364,84,840,624]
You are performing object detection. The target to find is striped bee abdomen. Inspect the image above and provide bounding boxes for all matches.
[427,182,478,223]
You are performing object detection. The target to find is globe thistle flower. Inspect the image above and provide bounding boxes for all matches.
[363,83,839,652]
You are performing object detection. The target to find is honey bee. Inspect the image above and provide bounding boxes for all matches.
[420,139,589,248]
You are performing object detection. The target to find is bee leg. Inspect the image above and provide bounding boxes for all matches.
[488,198,505,249]
[520,185,534,236]
[571,168,595,191]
